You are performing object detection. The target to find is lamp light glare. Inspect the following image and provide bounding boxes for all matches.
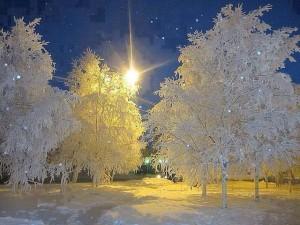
[125,68,139,87]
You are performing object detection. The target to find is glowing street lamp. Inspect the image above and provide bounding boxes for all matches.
[144,157,150,164]
[124,67,139,87]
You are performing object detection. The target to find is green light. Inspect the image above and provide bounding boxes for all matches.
[144,157,150,164]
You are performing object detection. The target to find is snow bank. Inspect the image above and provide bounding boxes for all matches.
[0,217,44,225]
[0,179,299,225]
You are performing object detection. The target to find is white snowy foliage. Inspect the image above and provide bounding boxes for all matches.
[2,89,79,189]
[0,18,79,190]
[147,4,300,206]
[0,18,54,144]
[54,50,144,185]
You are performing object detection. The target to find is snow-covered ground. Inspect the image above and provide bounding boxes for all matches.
[0,177,299,225]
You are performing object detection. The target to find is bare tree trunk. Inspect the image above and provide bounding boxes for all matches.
[254,153,260,201]
[265,175,268,189]
[202,181,207,198]
[111,170,116,182]
[221,159,228,208]
[275,174,279,188]
[72,166,79,183]
[214,164,219,184]
[201,166,207,198]
[254,167,259,200]
[13,183,17,192]
[60,173,68,193]
[93,175,99,187]
[288,169,293,193]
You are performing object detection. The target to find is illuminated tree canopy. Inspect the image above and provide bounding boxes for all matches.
[53,50,144,186]
[147,4,300,208]
[0,18,79,190]
[0,20,144,190]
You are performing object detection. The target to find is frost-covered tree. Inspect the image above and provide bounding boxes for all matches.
[0,18,79,190]
[147,78,216,197]
[148,4,300,208]
[54,50,144,186]
[0,18,54,142]
[229,5,300,200]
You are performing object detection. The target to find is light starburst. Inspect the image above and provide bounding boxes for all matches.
[125,68,139,87]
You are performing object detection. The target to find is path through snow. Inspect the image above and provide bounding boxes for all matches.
[0,178,299,225]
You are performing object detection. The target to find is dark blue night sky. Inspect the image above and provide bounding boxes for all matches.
[0,0,300,108]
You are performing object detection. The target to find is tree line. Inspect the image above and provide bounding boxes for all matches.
[0,5,299,210]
